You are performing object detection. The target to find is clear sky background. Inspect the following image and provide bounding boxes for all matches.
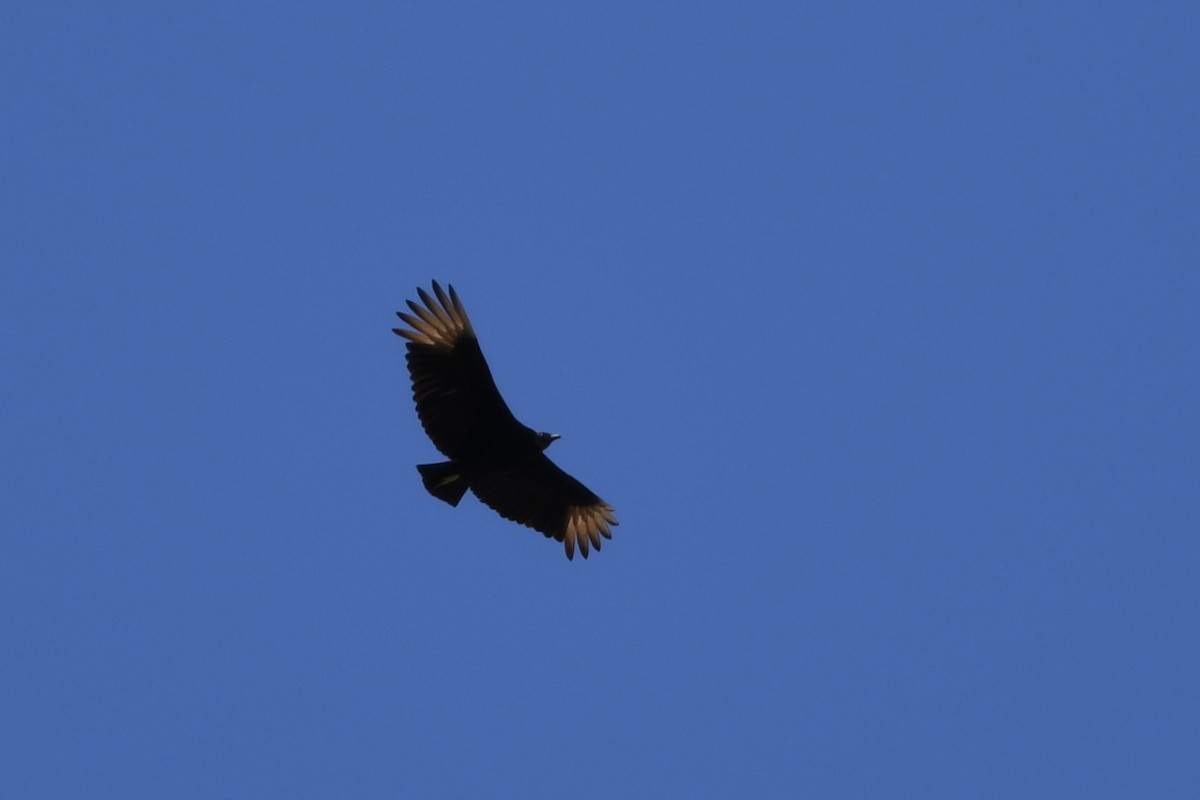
[3,2,1197,798]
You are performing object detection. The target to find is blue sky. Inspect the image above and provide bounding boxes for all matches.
[3,2,1198,797]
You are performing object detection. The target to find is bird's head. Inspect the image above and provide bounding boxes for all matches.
[535,432,561,451]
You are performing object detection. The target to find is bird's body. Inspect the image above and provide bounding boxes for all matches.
[394,282,617,559]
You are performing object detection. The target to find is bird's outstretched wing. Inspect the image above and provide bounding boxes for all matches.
[469,453,619,560]
[393,281,517,459]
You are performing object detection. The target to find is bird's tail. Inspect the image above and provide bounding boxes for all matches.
[417,462,470,506]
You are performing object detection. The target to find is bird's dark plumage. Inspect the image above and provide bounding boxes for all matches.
[394,281,618,559]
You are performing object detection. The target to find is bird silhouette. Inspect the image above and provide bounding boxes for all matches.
[394,281,618,559]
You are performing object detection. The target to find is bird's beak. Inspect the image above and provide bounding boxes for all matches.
[549,434,561,442]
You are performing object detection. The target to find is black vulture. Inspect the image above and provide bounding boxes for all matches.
[394,281,618,559]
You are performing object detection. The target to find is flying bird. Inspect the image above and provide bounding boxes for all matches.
[394,281,618,559]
